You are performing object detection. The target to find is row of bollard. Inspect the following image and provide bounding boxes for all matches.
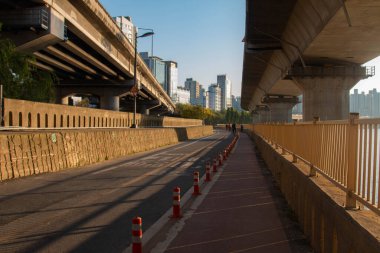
[131,134,239,253]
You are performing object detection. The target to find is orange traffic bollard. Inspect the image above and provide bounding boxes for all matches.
[171,187,182,218]
[205,162,212,182]
[193,171,201,195]
[213,158,218,172]
[132,217,142,253]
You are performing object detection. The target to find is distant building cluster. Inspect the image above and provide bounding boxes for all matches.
[293,89,380,118]
[176,74,240,112]
[113,15,241,112]
[350,88,380,118]
[114,16,179,101]
[140,52,178,101]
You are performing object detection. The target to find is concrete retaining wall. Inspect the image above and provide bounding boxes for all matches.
[247,131,380,253]
[3,98,202,128]
[0,126,213,181]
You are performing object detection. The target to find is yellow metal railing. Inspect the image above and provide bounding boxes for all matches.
[251,114,380,215]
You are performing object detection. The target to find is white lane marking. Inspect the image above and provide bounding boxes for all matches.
[170,133,218,151]
[91,165,123,175]
[148,165,226,253]
[91,133,220,175]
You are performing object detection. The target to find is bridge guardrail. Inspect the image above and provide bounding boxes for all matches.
[249,114,380,216]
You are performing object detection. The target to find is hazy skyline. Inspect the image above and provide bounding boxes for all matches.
[101,0,378,97]
[351,56,380,94]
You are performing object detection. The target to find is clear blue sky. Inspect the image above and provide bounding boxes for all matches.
[100,0,245,96]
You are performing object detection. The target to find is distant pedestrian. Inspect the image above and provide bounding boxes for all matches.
[240,124,244,132]
[232,123,236,134]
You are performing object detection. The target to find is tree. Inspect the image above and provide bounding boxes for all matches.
[0,23,56,102]
[174,103,253,125]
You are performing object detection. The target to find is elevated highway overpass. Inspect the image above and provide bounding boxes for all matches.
[0,0,174,114]
[242,0,379,122]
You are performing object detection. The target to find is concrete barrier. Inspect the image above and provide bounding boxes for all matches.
[0,126,213,181]
[247,131,380,253]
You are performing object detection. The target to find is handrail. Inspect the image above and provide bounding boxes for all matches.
[250,116,380,216]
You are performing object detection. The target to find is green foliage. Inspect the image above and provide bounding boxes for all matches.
[0,26,56,102]
[175,103,253,125]
[76,97,90,107]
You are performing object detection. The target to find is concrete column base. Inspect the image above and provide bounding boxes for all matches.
[262,95,299,123]
[294,77,358,121]
[290,65,372,121]
[100,96,120,111]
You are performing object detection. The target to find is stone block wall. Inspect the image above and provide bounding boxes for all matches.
[0,126,213,181]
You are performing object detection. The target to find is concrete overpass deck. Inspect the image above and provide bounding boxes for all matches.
[242,0,380,122]
[0,0,174,113]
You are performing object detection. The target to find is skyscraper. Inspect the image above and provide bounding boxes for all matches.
[217,74,232,110]
[165,61,178,100]
[208,84,222,111]
[185,78,202,105]
[231,95,242,112]
[113,16,135,46]
[140,53,166,90]
[349,88,380,117]
[175,87,190,104]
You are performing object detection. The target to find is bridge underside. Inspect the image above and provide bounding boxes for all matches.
[242,0,380,121]
[0,0,174,114]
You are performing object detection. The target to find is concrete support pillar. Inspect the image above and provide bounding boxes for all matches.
[100,96,119,111]
[295,77,358,121]
[139,105,148,115]
[262,95,299,123]
[254,105,271,123]
[290,65,373,121]
[60,96,69,105]
[258,110,270,123]
[252,113,260,124]
[267,102,296,122]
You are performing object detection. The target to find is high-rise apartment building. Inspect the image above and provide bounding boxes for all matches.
[350,88,380,117]
[208,84,222,111]
[231,95,242,112]
[175,87,190,104]
[113,16,135,46]
[140,52,166,89]
[185,78,202,105]
[165,61,178,99]
[217,74,232,110]
[200,88,209,108]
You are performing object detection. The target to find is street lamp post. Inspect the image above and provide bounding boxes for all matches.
[0,84,3,127]
[138,28,154,57]
[131,29,154,128]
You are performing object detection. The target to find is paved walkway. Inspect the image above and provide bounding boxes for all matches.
[152,133,312,253]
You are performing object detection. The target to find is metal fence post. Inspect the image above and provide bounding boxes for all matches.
[0,84,3,127]
[346,113,359,209]
[309,116,319,176]
[292,119,298,163]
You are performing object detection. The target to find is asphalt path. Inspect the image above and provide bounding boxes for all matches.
[0,129,232,253]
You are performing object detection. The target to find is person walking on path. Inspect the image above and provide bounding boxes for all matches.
[232,123,236,134]
[240,124,244,132]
